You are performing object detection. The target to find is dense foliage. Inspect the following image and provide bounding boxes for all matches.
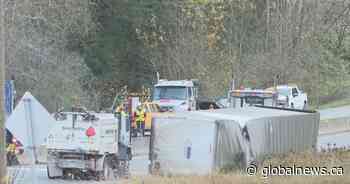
[5,0,350,110]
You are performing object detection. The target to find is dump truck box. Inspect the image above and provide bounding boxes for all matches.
[47,113,118,153]
[149,107,319,175]
[46,112,131,180]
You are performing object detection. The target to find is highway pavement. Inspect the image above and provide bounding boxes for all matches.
[9,105,350,184]
[9,137,150,184]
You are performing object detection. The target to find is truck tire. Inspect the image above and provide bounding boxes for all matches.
[47,166,55,179]
[290,103,294,109]
[117,160,130,178]
[97,159,115,181]
[106,163,116,181]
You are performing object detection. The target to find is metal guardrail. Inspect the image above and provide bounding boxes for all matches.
[254,105,317,113]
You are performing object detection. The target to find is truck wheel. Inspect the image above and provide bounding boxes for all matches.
[105,163,115,181]
[290,103,294,109]
[117,160,130,178]
[98,160,115,181]
[47,166,55,179]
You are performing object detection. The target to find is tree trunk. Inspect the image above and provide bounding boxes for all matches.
[0,0,7,183]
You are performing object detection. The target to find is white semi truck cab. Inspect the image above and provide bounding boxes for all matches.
[152,79,199,112]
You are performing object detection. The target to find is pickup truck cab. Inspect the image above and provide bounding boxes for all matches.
[276,85,308,110]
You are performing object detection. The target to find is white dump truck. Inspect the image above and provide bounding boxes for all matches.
[152,79,199,112]
[46,111,132,180]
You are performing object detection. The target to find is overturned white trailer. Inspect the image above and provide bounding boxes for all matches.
[149,107,319,175]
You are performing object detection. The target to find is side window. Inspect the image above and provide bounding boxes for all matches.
[292,88,298,96]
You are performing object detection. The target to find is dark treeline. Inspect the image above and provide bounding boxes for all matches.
[4,0,350,110]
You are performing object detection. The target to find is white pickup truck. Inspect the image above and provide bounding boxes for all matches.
[276,85,308,110]
[46,111,132,181]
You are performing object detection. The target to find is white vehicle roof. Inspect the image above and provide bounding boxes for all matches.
[58,112,115,121]
[276,84,298,89]
[155,80,194,87]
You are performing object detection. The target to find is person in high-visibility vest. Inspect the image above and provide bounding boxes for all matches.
[6,143,17,166]
[115,104,127,116]
[6,143,16,153]
[135,106,145,136]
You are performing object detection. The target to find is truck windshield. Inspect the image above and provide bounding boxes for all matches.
[153,86,187,100]
[277,88,290,96]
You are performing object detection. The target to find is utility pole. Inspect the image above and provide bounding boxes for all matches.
[0,0,7,183]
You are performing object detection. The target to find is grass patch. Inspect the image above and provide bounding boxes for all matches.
[124,151,350,184]
[315,97,350,110]
[124,174,350,184]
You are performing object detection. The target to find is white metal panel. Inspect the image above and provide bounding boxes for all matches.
[6,92,55,148]
[47,113,119,154]
[153,117,216,175]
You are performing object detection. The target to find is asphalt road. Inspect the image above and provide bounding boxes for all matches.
[9,137,150,184]
[319,105,350,120]
[9,133,350,184]
[9,105,350,184]
[317,106,350,149]
[8,165,118,184]
[318,131,350,150]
